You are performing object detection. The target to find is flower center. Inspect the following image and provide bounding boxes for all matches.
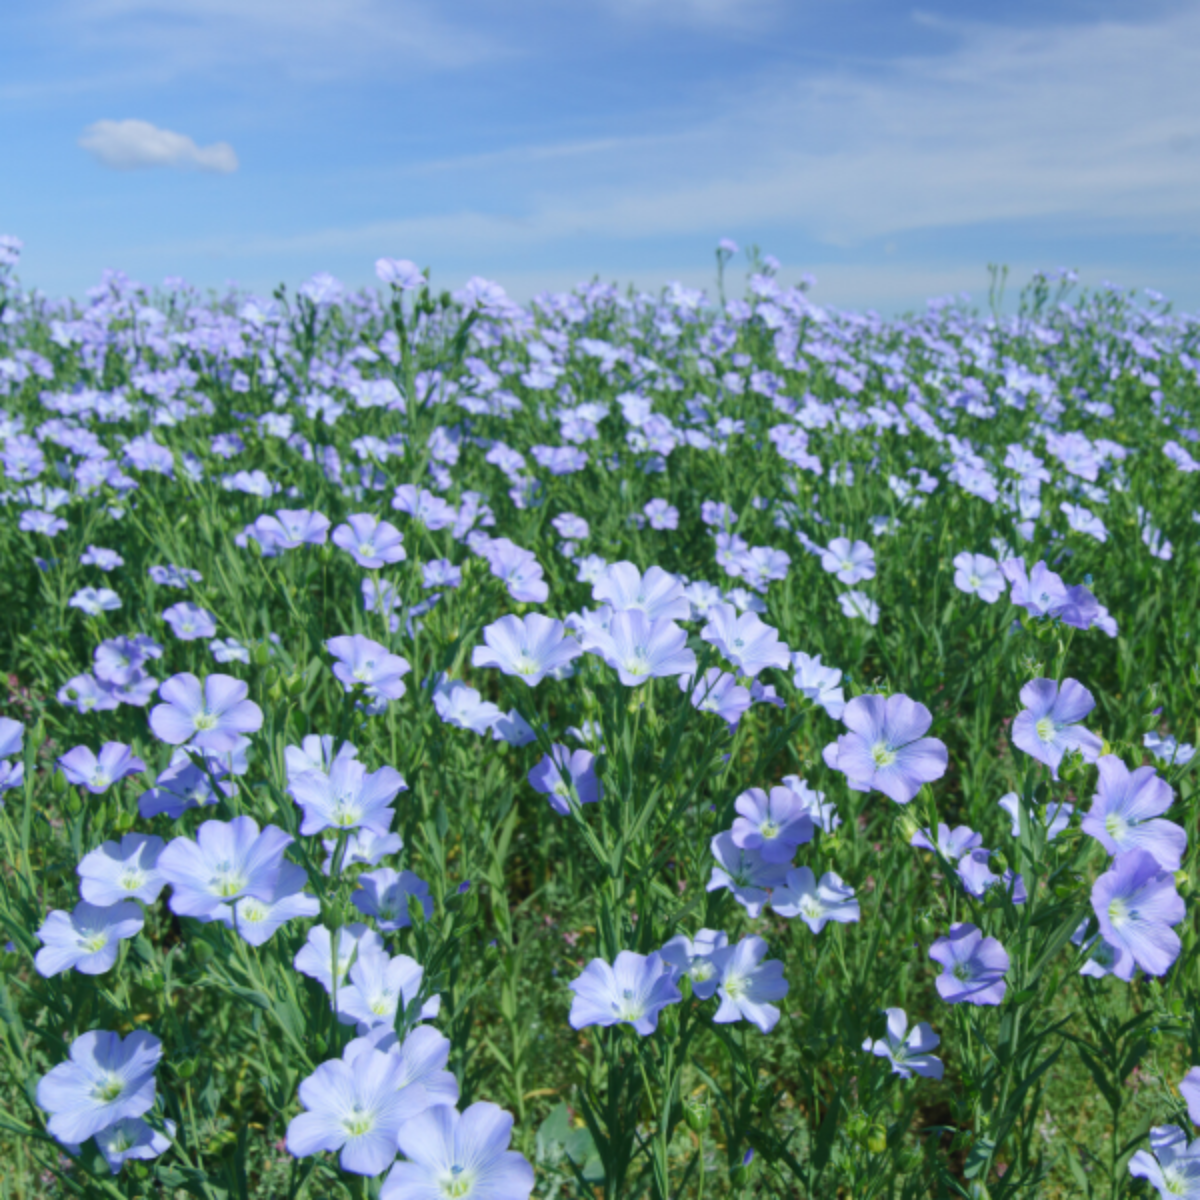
[613,986,646,1022]
[1104,813,1127,840]
[81,931,109,954]
[193,711,218,731]
[952,962,973,982]
[759,819,779,840]
[1107,898,1130,929]
[440,1165,472,1199]
[89,770,112,790]
[514,653,539,676]
[118,869,146,892]
[342,1104,375,1139]
[1034,717,1056,742]
[723,975,745,999]
[210,860,246,898]
[800,896,823,920]
[240,900,267,924]
[871,741,896,769]
[93,1073,125,1104]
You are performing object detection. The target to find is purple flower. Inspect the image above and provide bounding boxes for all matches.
[81,545,123,571]
[94,635,162,687]
[161,602,218,640]
[911,823,981,863]
[711,935,789,1033]
[334,946,437,1029]
[552,512,589,540]
[827,694,948,805]
[863,1008,943,1080]
[351,868,432,931]
[660,929,728,1000]
[150,672,263,752]
[77,834,166,906]
[644,499,679,530]
[327,635,411,710]
[998,793,1073,841]
[771,867,860,931]
[731,786,814,863]
[707,832,789,917]
[592,562,690,622]
[482,537,548,604]
[701,500,736,530]
[953,552,1004,603]
[20,509,67,537]
[58,742,146,794]
[158,816,292,920]
[381,1102,535,1200]
[294,923,384,994]
[210,637,250,664]
[1144,731,1196,768]
[700,604,789,678]
[1011,677,1103,778]
[1081,755,1186,871]
[58,672,120,713]
[95,1117,174,1174]
[148,563,201,588]
[1128,1126,1200,1199]
[582,609,696,686]
[287,1048,429,1177]
[472,614,582,686]
[432,677,502,735]
[422,558,461,589]
[212,862,320,946]
[332,514,406,568]
[70,587,122,615]
[929,923,1009,1006]
[568,951,682,1035]
[681,668,751,727]
[1002,558,1067,618]
[791,651,846,719]
[137,751,235,819]
[392,485,456,530]
[253,509,331,549]
[528,745,602,815]
[321,829,404,874]
[36,1030,162,1147]
[375,257,425,289]
[1091,849,1185,980]
[1181,1069,1200,1127]
[35,901,144,977]
[821,538,875,584]
[289,756,406,837]
[838,590,880,625]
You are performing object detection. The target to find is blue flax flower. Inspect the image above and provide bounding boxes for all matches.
[1082,755,1186,871]
[35,901,144,977]
[288,1048,429,1177]
[863,1008,944,1080]
[771,867,860,931]
[660,929,729,1000]
[351,868,433,931]
[568,951,681,1035]
[288,755,406,837]
[158,816,292,920]
[36,1030,162,1146]
[1011,677,1103,778]
[700,604,790,678]
[582,609,696,686]
[214,862,320,946]
[528,745,602,815]
[294,923,384,993]
[471,614,581,686]
[77,834,165,906]
[57,742,146,794]
[731,786,814,864]
[1091,849,1185,980]
[381,1101,535,1200]
[707,832,790,917]
[711,935,789,1033]
[1128,1126,1200,1199]
[825,693,948,805]
[929,923,1008,1006]
[95,1117,174,1174]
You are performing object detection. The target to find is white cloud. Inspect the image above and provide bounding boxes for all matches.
[79,119,238,172]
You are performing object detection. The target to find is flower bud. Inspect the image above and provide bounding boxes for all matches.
[867,1124,887,1155]
[684,1092,709,1132]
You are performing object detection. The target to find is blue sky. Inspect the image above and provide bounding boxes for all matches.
[2,0,1198,313]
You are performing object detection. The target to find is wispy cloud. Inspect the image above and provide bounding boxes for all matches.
[79,119,238,172]
[59,0,510,79]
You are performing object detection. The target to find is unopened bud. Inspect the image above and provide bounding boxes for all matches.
[684,1092,709,1132]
